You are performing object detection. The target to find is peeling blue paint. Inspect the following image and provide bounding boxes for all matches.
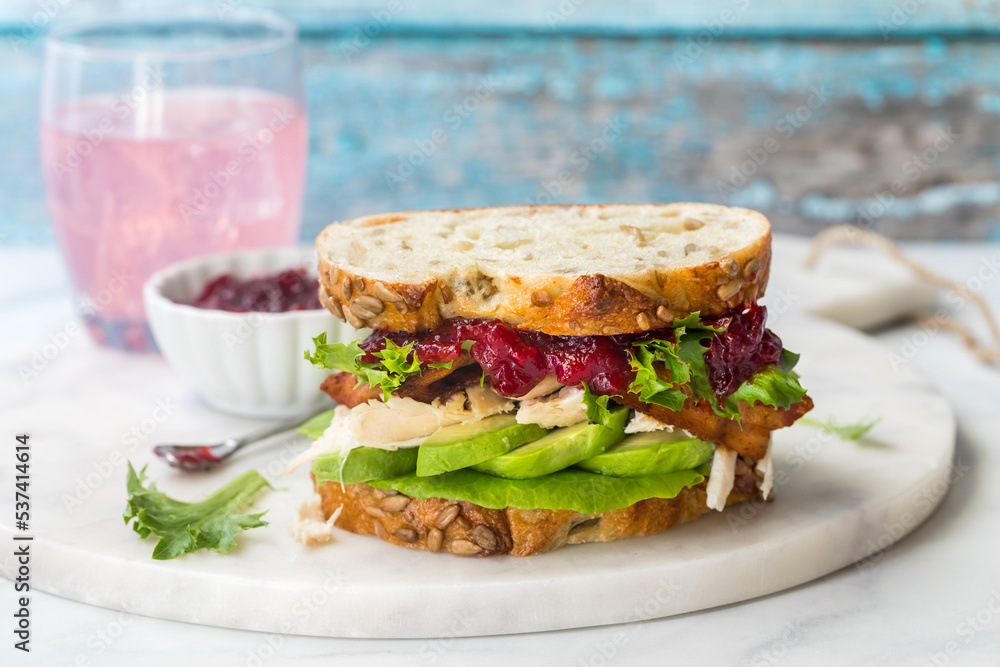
[730,181,778,211]
[3,28,1000,244]
[798,194,859,222]
[796,182,1000,222]
[978,93,1000,115]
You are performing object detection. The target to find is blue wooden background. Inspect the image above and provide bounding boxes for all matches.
[2,0,1000,244]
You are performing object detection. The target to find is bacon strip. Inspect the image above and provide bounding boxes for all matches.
[396,364,481,403]
[614,392,813,460]
[320,352,813,461]
[320,372,380,408]
[320,356,479,408]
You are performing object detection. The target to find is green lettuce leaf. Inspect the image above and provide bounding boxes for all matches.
[368,467,705,514]
[779,348,800,373]
[628,342,687,411]
[363,340,422,399]
[628,312,721,413]
[297,409,338,440]
[581,382,613,426]
[627,311,807,422]
[304,333,425,401]
[123,463,270,560]
[675,331,718,407]
[801,417,880,441]
[669,312,728,333]
[303,333,364,373]
[722,363,807,414]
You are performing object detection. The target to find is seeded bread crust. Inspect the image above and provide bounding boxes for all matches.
[316,204,772,335]
[315,470,765,557]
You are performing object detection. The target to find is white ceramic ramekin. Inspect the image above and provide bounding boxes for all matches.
[144,247,356,418]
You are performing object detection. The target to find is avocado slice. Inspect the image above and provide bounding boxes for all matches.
[368,467,707,514]
[575,430,715,477]
[416,414,548,477]
[296,408,338,441]
[472,407,628,479]
[312,446,418,485]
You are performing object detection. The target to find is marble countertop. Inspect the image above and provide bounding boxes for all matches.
[2,243,1000,666]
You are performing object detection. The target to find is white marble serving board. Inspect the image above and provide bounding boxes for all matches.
[768,235,939,330]
[0,314,954,638]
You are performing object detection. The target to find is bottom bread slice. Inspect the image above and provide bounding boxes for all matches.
[314,467,767,557]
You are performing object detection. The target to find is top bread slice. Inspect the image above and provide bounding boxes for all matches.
[316,204,771,336]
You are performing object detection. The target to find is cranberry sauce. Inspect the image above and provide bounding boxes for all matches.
[361,304,783,399]
[703,305,783,396]
[365,320,633,397]
[191,268,321,313]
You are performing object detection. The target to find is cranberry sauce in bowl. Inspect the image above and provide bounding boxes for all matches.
[144,247,344,418]
[360,304,783,399]
[189,268,321,312]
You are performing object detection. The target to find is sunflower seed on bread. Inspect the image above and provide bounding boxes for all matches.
[314,471,767,557]
[315,204,771,335]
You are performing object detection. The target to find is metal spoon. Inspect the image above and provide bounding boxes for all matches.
[153,406,330,472]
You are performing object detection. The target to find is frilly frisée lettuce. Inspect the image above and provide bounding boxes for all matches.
[303,333,423,401]
[628,315,807,424]
[124,463,271,560]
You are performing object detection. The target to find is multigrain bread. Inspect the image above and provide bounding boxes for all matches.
[316,204,771,335]
[315,465,766,557]
[304,203,804,557]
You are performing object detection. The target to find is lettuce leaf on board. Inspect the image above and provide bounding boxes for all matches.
[123,463,270,560]
[801,417,880,441]
[367,467,705,514]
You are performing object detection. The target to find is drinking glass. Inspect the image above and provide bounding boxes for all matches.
[40,9,308,351]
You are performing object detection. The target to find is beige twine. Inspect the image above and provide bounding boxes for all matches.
[805,225,1000,364]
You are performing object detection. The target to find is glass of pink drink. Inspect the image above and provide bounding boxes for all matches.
[40,10,308,351]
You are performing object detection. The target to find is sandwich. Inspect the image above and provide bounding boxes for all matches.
[292,203,813,556]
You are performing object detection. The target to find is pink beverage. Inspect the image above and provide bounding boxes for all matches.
[40,87,308,351]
